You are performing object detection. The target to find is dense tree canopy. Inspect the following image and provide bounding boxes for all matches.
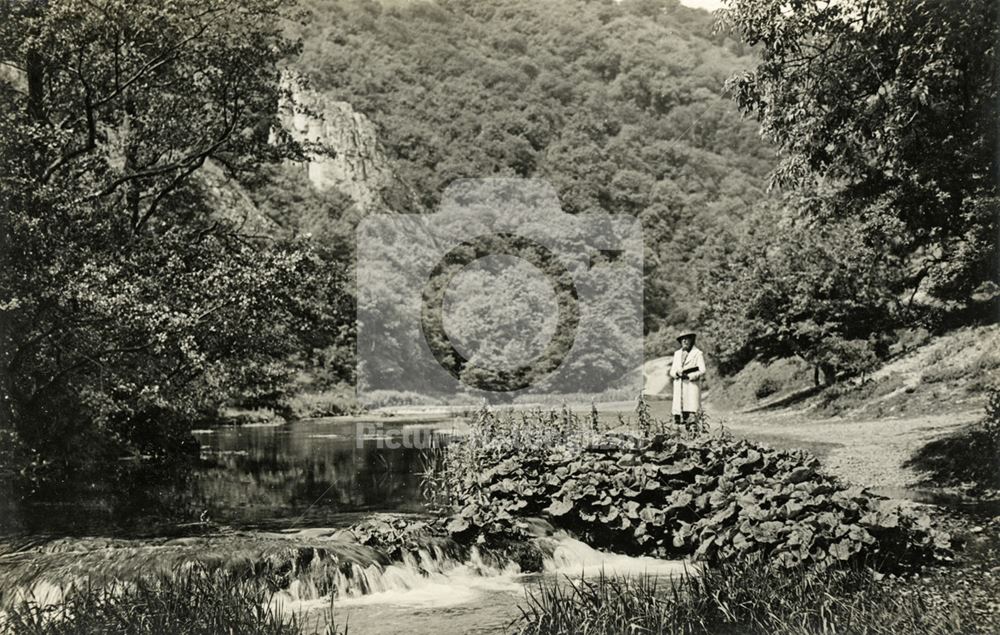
[705,0,998,378]
[0,0,347,505]
[704,200,898,380]
[724,0,998,295]
[287,0,774,349]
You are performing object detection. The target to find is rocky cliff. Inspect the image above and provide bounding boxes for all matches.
[281,83,413,214]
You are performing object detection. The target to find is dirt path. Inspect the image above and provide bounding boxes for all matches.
[714,407,982,493]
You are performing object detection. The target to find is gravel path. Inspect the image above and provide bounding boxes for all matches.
[712,407,983,492]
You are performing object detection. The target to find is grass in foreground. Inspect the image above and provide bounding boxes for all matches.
[515,555,966,635]
[0,569,304,635]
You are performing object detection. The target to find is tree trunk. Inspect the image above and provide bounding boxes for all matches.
[820,363,836,386]
[26,49,44,121]
[25,48,46,178]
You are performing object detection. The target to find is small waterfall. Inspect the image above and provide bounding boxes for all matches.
[268,544,523,613]
[540,532,694,578]
[268,533,694,615]
[1,529,693,619]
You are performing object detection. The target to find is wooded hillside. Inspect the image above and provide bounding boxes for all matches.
[286,0,775,353]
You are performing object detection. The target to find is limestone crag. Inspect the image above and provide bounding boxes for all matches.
[282,86,409,214]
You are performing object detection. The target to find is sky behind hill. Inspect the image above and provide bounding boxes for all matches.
[678,0,725,10]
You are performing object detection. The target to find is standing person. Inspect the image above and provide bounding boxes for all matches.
[670,331,706,427]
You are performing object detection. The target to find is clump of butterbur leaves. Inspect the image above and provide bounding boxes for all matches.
[429,406,952,572]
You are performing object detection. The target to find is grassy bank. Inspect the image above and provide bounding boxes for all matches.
[518,504,1000,634]
[516,555,966,635]
[707,324,1000,418]
[0,568,306,635]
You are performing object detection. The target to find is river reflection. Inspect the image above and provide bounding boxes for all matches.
[1,415,463,536]
[190,416,462,529]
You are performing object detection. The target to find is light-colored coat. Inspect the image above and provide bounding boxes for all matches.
[670,346,706,415]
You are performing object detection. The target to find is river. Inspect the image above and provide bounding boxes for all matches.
[0,413,692,634]
[190,414,464,529]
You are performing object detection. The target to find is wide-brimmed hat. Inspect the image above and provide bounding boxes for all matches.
[676,331,696,343]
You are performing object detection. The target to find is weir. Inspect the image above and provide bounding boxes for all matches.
[0,530,692,618]
[267,532,692,615]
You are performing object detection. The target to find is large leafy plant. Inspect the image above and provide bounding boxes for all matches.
[431,408,951,571]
